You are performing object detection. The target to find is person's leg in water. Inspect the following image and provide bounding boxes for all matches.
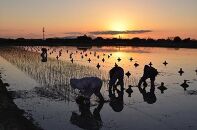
[96,92,104,102]
[109,77,117,92]
[117,77,124,91]
[150,77,155,88]
[138,76,147,87]
[143,80,148,88]
[94,85,104,102]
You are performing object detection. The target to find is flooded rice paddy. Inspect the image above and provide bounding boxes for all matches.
[0,46,197,130]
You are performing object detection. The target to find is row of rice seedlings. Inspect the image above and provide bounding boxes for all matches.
[0,47,105,101]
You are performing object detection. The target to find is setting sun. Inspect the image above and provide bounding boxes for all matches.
[110,21,129,31]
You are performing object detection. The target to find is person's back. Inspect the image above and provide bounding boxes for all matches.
[138,65,158,87]
[109,66,124,90]
[143,65,158,79]
[70,77,104,101]
[109,66,124,79]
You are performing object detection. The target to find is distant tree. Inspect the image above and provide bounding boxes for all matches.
[173,36,182,43]
[17,38,25,40]
[131,37,141,43]
[183,38,191,42]
[77,35,92,41]
[94,37,104,40]
[77,35,92,45]
[157,39,166,42]
[146,38,155,43]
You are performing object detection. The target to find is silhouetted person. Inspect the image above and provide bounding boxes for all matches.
[157,82,167,94]
[138,84,157,104]
[70,77,104,102]
[41,48,47,62]
[109,64,124,91]
[138,65,158,88]
[109,86,124,112]
[70,96,104,130]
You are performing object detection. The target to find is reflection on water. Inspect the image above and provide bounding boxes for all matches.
[70,96,104,130]
[0,46,197,130]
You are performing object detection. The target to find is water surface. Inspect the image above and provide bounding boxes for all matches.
[0,46,197,130]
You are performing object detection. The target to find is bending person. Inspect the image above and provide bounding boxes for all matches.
[138,65,158,87]
[109,64,124,91]
[70,77,104,102]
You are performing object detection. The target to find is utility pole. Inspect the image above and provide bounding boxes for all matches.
[43,27,45,40]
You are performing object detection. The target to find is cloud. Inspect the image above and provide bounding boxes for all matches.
[89,30,152,35]
[64,32,83,35]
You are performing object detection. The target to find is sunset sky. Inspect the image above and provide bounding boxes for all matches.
[0,0,197,39]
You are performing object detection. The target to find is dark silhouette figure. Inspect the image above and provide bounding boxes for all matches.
[126,85,133,97]
[180,80,189,91]
[178,68,184,76]
[195,69,197,75]
[138,65,158,88]
[41,48,47,62]
[109,64,124,91]
[157,82,167,94]
[70,77,104,102]
[70,96,104,130]
[109,86,124,112]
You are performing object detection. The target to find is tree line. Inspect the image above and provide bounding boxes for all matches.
[0,35,197,48]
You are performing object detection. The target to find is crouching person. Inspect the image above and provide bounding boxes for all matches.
[138,65,158,87]
[70,77,104,102]
[109,64,124,91]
